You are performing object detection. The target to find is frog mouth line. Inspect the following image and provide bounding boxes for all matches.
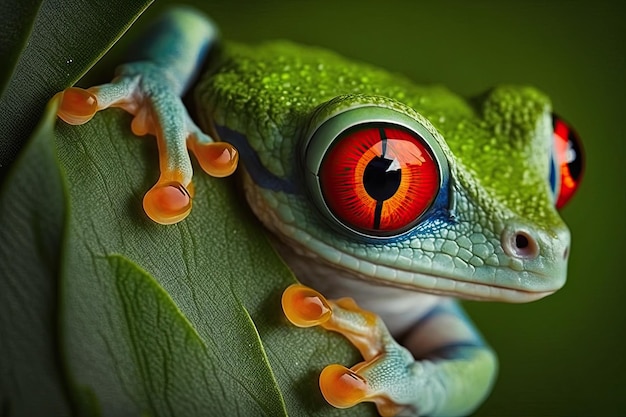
[302,247,558,304]
[364,259,560,303]
[274,230,556,304]
[359,270,556,303]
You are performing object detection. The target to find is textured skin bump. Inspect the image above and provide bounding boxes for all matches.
[197,41,469,182]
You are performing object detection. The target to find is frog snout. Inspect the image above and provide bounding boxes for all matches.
[501,221,570,262]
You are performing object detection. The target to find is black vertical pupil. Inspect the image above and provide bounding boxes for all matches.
[363,156,401,201]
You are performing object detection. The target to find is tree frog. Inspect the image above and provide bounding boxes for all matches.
[54,7,583,416]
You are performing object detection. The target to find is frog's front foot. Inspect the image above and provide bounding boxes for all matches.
[55,68,238,225]
[282,284,426,417]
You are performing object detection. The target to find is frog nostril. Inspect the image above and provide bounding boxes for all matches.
[563,246,569,260]
[502,229,540,259]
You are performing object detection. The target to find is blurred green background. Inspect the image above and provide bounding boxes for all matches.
[97,0,624,415]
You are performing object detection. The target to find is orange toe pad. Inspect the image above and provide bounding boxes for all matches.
[143,181,192,225]
[56,87,98,125]
[190,141,239,177]
[319,364,369,408]
[282,284,332,328]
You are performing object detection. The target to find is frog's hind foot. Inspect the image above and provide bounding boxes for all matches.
[282,284,415,417]
[54,8,239,225]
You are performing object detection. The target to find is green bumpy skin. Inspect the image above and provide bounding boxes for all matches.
[197,41,569,302]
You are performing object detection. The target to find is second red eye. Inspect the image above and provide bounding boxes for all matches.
[552,114,584,210]
[319,124,440,236]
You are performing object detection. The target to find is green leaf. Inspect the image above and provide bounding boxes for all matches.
[0,98,70,415]
[0,0,153,170]
[49,107,377,416]
[0,0,43,95]
[84,253,288,417]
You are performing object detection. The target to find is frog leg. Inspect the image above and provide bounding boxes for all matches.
[282,284,497,417]
[54,8,238,225]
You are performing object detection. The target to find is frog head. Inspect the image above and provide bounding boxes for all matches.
[245,86,583,303]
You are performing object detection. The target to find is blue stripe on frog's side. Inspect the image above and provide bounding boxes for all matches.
[215,123,300,193]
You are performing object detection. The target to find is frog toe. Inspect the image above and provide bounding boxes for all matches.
[55,87,99,125]
[319,362,405,417]
[319,364,370,408]
[56,73,138,125]
[130,105,156,136]
[281,284,333,327]
[143,181,193,225]
[188,137,239,178]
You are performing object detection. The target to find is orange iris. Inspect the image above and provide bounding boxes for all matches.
[319,124,439,235]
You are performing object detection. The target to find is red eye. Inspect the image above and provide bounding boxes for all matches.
[552,114,584,209]
[318,124,440,236]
